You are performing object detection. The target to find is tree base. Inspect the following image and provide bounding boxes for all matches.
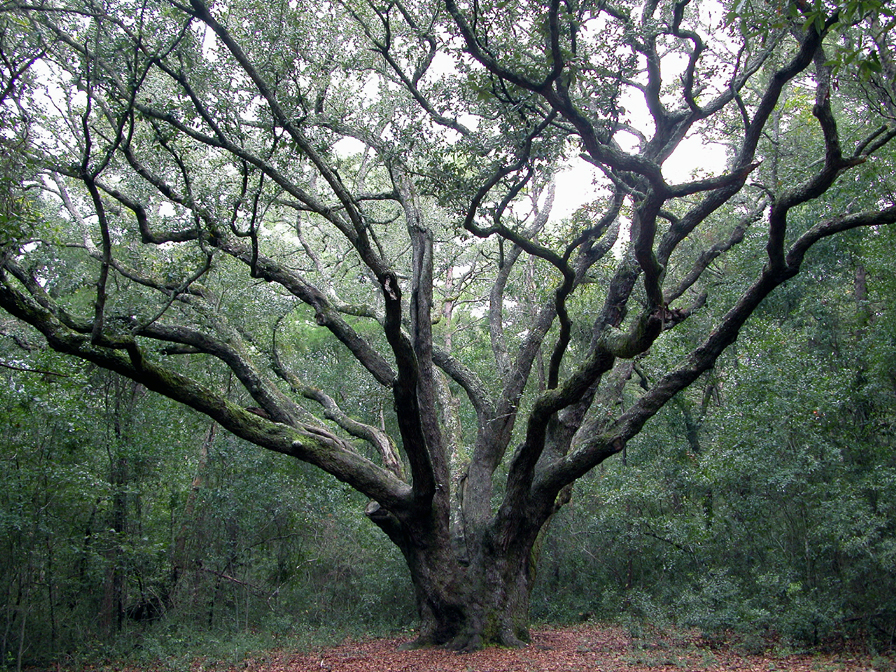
[401,612,531,652]
[401,631,528,652]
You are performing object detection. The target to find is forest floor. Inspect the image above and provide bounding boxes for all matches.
[188,624,892,672]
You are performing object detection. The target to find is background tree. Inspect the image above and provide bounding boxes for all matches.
[1,0,895,651]
[533,222,896,647]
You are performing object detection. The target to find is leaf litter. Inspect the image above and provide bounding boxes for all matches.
[196,625,892,672]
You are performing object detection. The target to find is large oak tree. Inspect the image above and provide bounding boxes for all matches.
[1,0,895,649]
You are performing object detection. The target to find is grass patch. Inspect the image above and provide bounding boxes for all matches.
[58,619,408,672]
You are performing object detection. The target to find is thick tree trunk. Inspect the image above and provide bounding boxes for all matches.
[369,503,542,650]
[405,545,534,650]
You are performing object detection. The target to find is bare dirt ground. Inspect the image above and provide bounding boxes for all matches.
[220,625,892,672]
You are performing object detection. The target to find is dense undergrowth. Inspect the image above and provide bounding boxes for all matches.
[4,233,896,669]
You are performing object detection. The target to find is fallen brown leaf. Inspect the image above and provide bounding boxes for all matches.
[213,625,889,672]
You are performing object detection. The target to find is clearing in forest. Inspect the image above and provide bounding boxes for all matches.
[184,625,891,672]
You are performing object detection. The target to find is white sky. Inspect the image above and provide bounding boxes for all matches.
[551,135,729,222]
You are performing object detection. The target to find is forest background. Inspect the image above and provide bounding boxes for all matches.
[2,0,896,666]
[3,216,896,667]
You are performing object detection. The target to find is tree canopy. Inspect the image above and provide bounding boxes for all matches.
[1,0,895,650]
